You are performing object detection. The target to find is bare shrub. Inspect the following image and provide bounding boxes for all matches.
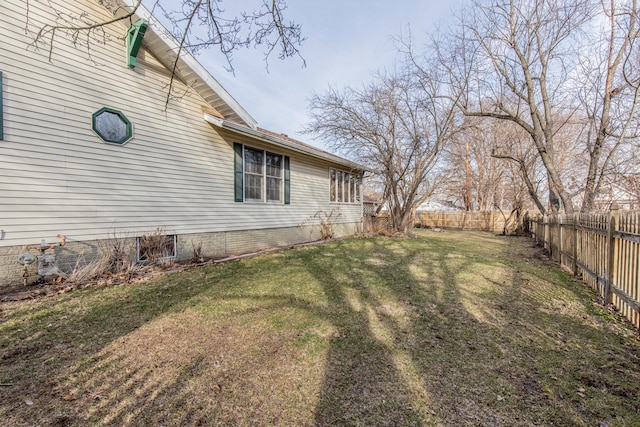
[300,208,344,240]
[98,232,135,273]
[138,227,176,267]
[65,232,136,284]
[191,242,204,263]
[65,254,107,284]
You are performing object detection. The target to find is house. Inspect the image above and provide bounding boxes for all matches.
[591,182,640,212]
[0,0,366,288]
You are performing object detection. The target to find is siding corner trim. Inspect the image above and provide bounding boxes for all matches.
[0,71,4,141]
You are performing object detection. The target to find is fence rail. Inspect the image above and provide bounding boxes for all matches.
[530,206,640,329]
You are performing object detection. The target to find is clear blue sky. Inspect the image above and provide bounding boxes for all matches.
[155,1,465,149]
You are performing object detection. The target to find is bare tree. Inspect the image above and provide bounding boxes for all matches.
[307,69,459,234]
[489,121,549,214]
[441,114,549,218]
[618,173,640,208]
[435,0,595,214]
[577,0,640,211]
[26,0,305,105]
[442,120,503,211]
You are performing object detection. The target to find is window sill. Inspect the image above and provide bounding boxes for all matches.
[243,200,285,205]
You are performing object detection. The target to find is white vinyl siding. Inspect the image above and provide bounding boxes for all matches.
[0,0,362,248]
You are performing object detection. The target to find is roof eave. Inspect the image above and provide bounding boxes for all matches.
[204,113,368,172]
[121,1,258,129]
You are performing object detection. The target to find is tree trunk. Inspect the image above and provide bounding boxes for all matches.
[548,183,561,215]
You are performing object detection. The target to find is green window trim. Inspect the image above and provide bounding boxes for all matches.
[91,107,133,145]
[0,71,4,141]
[127,19,148,68]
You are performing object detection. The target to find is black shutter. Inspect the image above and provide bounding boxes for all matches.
[233,143,243,202]
[284,156,291,205]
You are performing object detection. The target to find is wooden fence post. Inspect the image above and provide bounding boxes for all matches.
[490,210,495,233]
[557,214,562,263]
[538,215,543,245]
[536,216,541,244]
[544,215,550,255]
[572,213,578,276]
[605,203,620,305]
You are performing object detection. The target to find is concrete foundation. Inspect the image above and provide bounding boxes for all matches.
[0,222,361,292]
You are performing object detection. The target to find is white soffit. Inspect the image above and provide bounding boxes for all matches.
[118,0,257,128]
[203,113,368,172]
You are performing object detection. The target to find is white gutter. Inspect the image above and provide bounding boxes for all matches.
[204,113,368,172]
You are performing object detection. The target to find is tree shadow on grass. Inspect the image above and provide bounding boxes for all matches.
[308,232,640,426]
[307,258,425,424]
[307,235,522,426]
[302,237,460,425]
[2,232,640,426]
[0,262,258,425]
[3,251,422,426]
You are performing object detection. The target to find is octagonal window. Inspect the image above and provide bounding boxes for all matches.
[92,107,132,145]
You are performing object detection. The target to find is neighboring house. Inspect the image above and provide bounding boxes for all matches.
[0,0,366,288]
[591,182,639,212]
[416,200,462,212]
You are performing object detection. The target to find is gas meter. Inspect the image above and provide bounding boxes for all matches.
[17,251,36,286]
[18,251,36,267]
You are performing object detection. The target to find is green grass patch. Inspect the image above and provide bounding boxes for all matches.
[1,231,639,426]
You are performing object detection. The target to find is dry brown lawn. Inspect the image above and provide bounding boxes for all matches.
[1,231,640,426]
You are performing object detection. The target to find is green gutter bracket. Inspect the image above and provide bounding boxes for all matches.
[127,19,148,68]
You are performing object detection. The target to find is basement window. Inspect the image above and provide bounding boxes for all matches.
[136,234,177,263]
[92,107,133,145]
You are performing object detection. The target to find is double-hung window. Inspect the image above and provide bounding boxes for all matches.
[234,143,290,204]
[329,168,361,204]
[265,152,283,202]
[244,148,264,201]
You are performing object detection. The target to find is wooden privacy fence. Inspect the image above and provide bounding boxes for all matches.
[529,205,640,329]
[415,211,506,232]
[363,215,391,233]
[364,211,510,233]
